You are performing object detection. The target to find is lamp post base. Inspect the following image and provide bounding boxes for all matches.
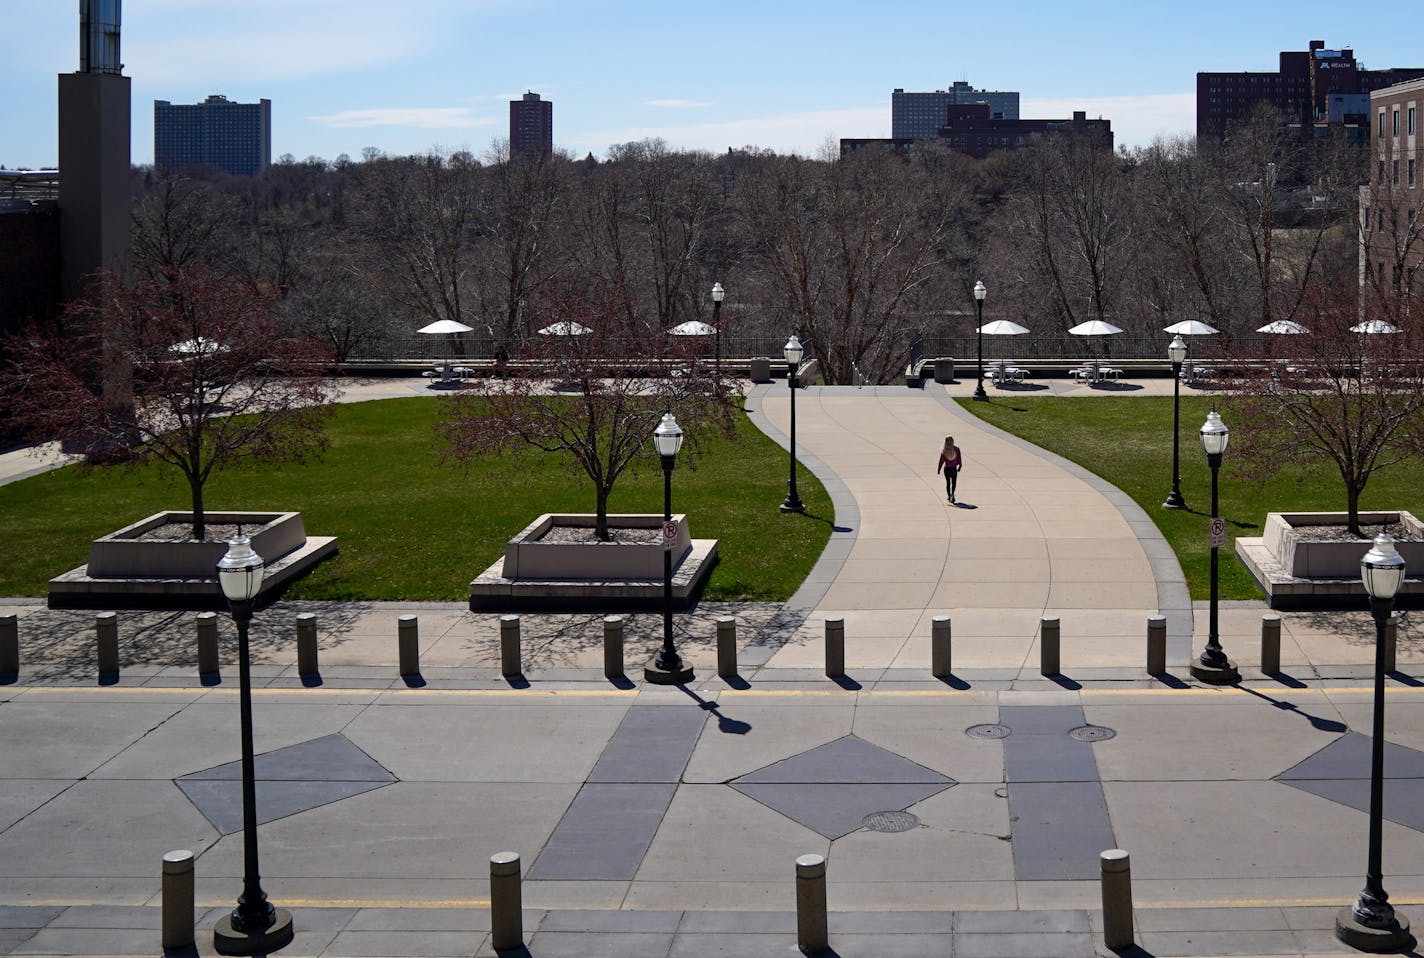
[644,660,695,685]
[1190,658,1241,685]
[214,908,294,955]
[1335,907,1412,952]
[1163,490,1187,509]
[779,498,805,514]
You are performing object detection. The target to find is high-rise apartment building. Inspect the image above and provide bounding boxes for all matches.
[510,92,553,157]
[1197,40,1424,138]
[892,82,1020,139]
[154,95,271,175]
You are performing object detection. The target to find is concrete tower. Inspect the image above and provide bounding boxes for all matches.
[58,0,131,298]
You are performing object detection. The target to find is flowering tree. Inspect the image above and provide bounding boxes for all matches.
[440,286,738,540]
[1222,282,1424,537]
[1,267,337,540]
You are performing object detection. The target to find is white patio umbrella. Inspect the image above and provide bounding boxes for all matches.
[1163,320,1220,336]
[667,321,717,336]
[537,321,592,336]
[1351,319,1401,334]
[417,319,475,381]
[977,320,1030,335]
[1068,319,1124,359]
[1257,320,1310,334]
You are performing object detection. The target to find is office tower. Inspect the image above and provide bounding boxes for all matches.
[1198,40,1424,138]
[154,95,272,175]
[892,82,1020,139]
[844,106,1111,160]
[58,0,131,298]
[510,92,553,157]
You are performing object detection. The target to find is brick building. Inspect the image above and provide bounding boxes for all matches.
[1361,77,1424,295]
[154,94,271,175]
[510,92,553,157]
[843,104,1112,160]
[892,82,1020,139]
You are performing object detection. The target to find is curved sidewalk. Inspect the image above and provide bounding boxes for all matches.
[750,384,1192,674]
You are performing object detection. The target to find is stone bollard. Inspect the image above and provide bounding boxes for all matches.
[1146,616,1166,675]
[1260,614,1282,674]
[489,851,523,951]
[1384,614,1399,674]
[1040,616,1060,677]
[161,849,195,949]
[603,616,625,679]
[296,613,319,678]
[196,612,219,675]
[0,613,17,675]
[795,853,829,955]
[96,612,119,676]
[716,617,738,680]
[500,615,522,677]
[398,616,420,677]
[931,616,952,679]
[824,618,845,680]
[1100,848,1135,950]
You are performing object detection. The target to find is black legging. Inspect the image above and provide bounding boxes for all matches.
[943,467,959,499]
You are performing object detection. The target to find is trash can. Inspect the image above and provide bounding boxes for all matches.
[750,357,772,383]
[933,357,955,383]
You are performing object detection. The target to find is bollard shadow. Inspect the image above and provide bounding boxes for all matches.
[607,675,636,690]
[1389,671,1424,688]
[401,673,427,689]
[1045,674,1082,690]
[492,946,532,957]
[199,670,222,687]
[97,670,120,687]
[1109,946,1158,957]
[677,686,753,735]
[830,675,862,691]
[1237,685,1347,733]
[504,673,531,690]
[1265,671,1307,689]
[1149,672,1190,689]
[300,672,323,688]
[720,674,751,690]
[162,945,200,958]
[936,675,971,690]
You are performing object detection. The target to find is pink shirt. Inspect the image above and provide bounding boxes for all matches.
[938,448,961,472]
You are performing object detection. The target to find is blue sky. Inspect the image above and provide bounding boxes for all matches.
[3,0,1421,168]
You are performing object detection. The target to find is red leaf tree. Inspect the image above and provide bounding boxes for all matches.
[439,285,738,540]
[1,267,338,540]
[1221,282,1424,537]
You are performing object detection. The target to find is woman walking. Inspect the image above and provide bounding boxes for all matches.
[937,436,962,504]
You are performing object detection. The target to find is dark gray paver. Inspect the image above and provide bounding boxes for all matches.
[735,734,953,785]
[178,732,397,782]
[1277,731,1424,780]
[1280,775,1424,831]
[1007,781,1117,881]
[1001,733,1101,783]
[527,782,676,880]
[587,706,707,784]
[731,781,951,839]
[177,778,394,834]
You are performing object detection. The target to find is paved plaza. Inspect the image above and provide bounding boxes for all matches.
[1,378,1422,957]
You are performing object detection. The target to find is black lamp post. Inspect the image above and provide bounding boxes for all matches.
[780,334,806,514]
[711,281,725,375]
[1336,534,1412,952]
[213,537,294,955]
[645,412,694,685]
[1190,410,1240,685]
[1164,335,1188,509]
[972,280,987,400]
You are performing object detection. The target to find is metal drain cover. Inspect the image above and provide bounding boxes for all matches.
[1069,725,1116,742]
[965,723,1011,740]
[862,810,920,833]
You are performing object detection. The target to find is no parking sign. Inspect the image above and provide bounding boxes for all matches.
[662,519,680,550]
[1209,516,1225,548]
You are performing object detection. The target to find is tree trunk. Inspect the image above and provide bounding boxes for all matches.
[594,486,610,542]
[1346,482,1362,539]
[189,474,206,541]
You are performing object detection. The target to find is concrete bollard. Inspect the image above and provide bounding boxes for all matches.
[1146,616,1166,675]
[296,613,319,677]
[195,612,219,675]
[795,853,829,954]
[603,616,625,679]
[1040,616,1060,677]
[96,612,119,676]
[398,615,420,677]
[500,615,522,677]
[824,618,845,679]
[0,613,17,675]
[716,617,738,680]
[161,849,195,949]
[1100,848,1134,950]
[489,851,523,951]
[1384,614,1398,674]
[931,616,952,679]
[1260,614,1282,674]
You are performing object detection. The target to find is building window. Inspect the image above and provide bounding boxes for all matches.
[1412,160,1418,189]
[1393,109,1400,136]
[1380,112,1386,138]
[1394,160,1400,184]
[1411,107,1418,135]
[1364,207,1371,231]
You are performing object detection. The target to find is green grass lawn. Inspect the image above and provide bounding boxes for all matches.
[0,398,831,601]
[960,395,1423,600]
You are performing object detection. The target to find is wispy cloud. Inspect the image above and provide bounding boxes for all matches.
[1023,93,1195,149]
[308,108,498,129]
[575,107,888,156]
[643,99,715,109]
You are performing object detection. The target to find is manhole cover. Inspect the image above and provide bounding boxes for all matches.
[862,810,920,833]
[965,724,1011,740]
[1069,725,1116,742]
